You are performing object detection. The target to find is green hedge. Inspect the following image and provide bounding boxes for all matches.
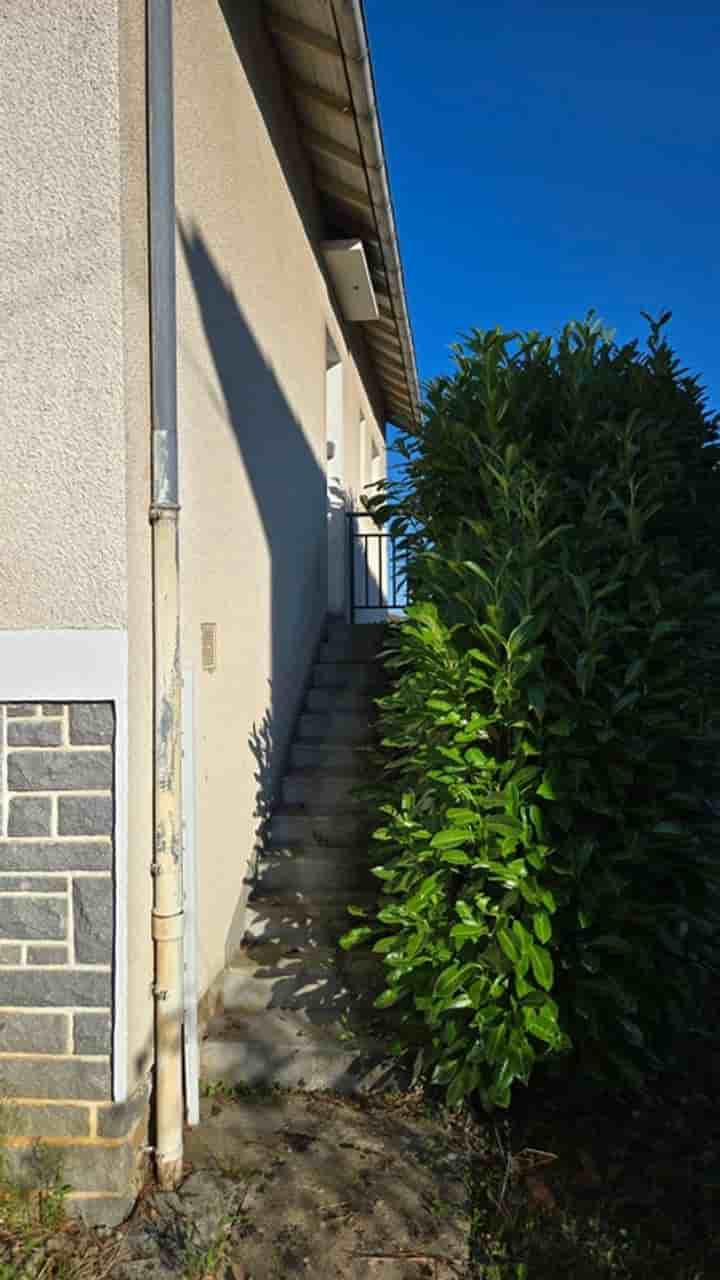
[344,314,720,1108]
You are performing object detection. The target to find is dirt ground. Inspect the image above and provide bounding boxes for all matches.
[5,1038,720,1279]
[110,1087,472,1280]
[184,1088,470,1279]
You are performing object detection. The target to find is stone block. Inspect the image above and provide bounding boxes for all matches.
[0,1136,137,1201]
[68,704,115,746]
[6,704,39,717]
[7,795,53,837]
[0,1101,90,1138]
[73,877,113,964]
[42,704,64,717]
[0,875,67,893]
[61,1138,136,1193]
[0,1057,110,1100]
[0,1010,68,1053]
[67,1193,138,1228]
[7,747,110,788]
[0,895,67,941]
[8,750,112,792]
[58,795,113,837]
[26,944,68,965]
[1,968,111,1007]
[96,1081,150,1139]
[0,842,111,872]
[74,1011,111,1055]
[7,720,62,747]
[0,943,22,964]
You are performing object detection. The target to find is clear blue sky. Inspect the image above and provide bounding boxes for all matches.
[365,0,720,414]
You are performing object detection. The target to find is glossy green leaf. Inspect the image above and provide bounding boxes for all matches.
[340,927,374,950]
[537,773,557,800]
[530,944,554,991]
[497,928,520,965]
[374,988,402,1009]
[533,911,552,943]
[539,888,556,912]
[523,1005,561,1045]
[430,828,472,849]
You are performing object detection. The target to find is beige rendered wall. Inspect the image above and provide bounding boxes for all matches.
[173,0,385,998]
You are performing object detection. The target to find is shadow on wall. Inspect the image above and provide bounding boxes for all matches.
[177,224,385,1067]
[178,222,327,957]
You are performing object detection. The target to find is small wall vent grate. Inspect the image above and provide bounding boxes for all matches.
[201,623,217,673]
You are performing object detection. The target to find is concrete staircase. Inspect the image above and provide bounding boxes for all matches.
[201,622,394,1092]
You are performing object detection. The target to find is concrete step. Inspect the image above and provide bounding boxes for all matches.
[325,622,387,652]
[297,712,375,743]
[318,640,386,664]
[281,770,368,811]
[268,809,374,847]
[224,948,385,1020]
[197,622,394,1098]
[255,847,375,894]
[312,661,381,690]
[201,1008,399,1093]
[326,621,386,641]
[244,895,374,950]
[289,741,371,771]
[223,950,352,1017]
[305,686,380,713]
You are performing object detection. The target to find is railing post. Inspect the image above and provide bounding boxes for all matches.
[346,511,355,625]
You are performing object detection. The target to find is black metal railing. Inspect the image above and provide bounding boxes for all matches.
[346,511,410,621]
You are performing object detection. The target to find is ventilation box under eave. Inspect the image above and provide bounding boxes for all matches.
[322,239,379,323]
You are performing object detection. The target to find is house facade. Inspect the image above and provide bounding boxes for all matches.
[0,0,417,1224]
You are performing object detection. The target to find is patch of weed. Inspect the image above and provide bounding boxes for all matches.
[182,1212,234,1280]
[0,1143,70,1278]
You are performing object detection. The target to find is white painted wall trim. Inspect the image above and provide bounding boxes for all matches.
[181,667,199,1126]
[0,629,129,1103]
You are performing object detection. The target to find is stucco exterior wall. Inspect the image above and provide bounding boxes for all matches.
[173,0,385,999]
[0,1,127,629]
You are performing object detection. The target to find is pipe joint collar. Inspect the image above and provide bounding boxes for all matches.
[152,910,185,942]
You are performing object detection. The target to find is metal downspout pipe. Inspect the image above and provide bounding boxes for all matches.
[147,0,184,1190]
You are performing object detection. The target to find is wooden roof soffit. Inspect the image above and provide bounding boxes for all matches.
[263,0,420,428]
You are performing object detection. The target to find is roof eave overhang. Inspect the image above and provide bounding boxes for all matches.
[263,0,420,429]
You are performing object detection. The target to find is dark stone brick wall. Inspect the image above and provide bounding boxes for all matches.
[0,702,148,1225]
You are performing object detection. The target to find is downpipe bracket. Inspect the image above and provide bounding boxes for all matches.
[149,502,181,523]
